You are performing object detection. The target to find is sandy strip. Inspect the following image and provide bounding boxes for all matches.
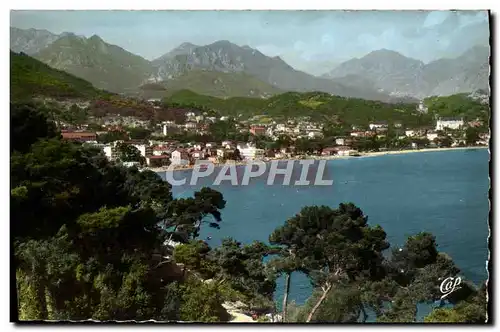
[145,146,488,173]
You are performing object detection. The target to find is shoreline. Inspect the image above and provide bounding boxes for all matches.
[145,146,489,173]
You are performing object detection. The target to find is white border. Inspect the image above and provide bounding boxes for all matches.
[3,1,498,331]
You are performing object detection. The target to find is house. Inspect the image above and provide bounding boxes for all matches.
[146,155,170,167]
[122,161,141,168]
[336,138,346,146]
[350,131,375,138]
[171,149,190,166]
[335,146,359,156]
[426,131,439,141]
[321,147,337,156]
[220,116,229,121]
[184,122,198,130]
[307,130,323,139]
[435,117,464,131]
[250,125,266,136]
[467,120,484,128]
[222,140,234,148]
[369,121,388,130]
[205,142,216,148]
[191,150,204,159]
[405,130,417,137]
[237,143,265,160]
[103,145,114,160]
[152,146,174,156]
[61,131,97,143]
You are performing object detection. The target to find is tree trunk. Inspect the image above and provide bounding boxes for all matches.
[306,283,332,322]
[282,272,291,322]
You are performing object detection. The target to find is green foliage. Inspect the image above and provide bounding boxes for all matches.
[127,127,152,140]
[425,290,487,323]
[424,93,490,123]
[291,285,364,322]
[97,130,129,144]
[173,241,217,279]
[10,102,59,153]
[165,90,426,126]
[12,103,230,321]
[465,126,481,145]
[10,51,107,101]
[115,142,145,164]
[178,277,230,322]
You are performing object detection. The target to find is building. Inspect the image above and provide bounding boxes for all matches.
[162,122,177,136]
[417,102,428,114]
[205,142,216,148]
[435,117,464,131]
[335,146,359,156]
[236,143,265,160]
[369,122,388,130]
[61,131,97,143]
[184,122,198,130]
[405,130,417,137]
[426,131,439,141]
[146,155,170,167]
[307,130,323,139]
[152,146,174,156]
[250,125,266,136]
[321,147,337,156]
[171,150,190,166]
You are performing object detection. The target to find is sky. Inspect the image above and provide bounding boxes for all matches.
[10,10,490,76]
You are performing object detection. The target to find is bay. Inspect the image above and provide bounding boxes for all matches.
[159,148,490,318]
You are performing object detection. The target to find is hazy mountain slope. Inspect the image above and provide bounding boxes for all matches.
[33,34,154,93]
[423,45,490,96]
[162,70,282,98]
[324,46,490,98]
[325,49,425,96]
[151,40,393,101]
[10,27,63,55]
[10,51,105,100]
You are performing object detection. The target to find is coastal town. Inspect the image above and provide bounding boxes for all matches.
[10,9,491,324]
[56,98,490,171]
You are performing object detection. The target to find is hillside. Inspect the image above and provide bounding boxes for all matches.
[164,89,429,127]
[33,34,154,93]
[10,51,106,101]
[151,40,393,101]
[423,92,490,123]
[153,70,283,98]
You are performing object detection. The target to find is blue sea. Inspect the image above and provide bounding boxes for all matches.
[159,148,490,319]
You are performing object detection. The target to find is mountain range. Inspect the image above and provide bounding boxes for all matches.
[10,27,490,101]
[323,47,490,98]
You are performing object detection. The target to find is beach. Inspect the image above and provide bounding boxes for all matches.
[145,146,489,173]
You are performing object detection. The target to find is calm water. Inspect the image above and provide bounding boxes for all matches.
[160,148,490,315]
